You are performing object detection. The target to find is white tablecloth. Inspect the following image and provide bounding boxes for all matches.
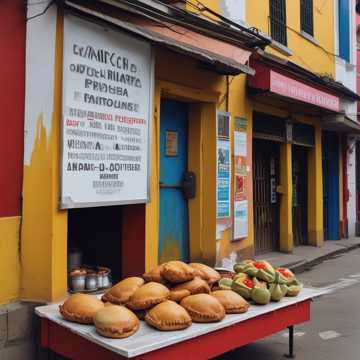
[35,287,328,358]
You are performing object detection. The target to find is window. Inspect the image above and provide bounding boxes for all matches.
[338,0,350,62]
[300,0,314,36]
[270,0,287,46]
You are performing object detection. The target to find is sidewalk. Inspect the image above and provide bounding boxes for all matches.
[254,238,360,273]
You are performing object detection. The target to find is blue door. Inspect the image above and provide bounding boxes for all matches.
[322,131,340,240]
[159,99,189,263]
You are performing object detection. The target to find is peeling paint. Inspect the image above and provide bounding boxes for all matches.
[24,4,57,165]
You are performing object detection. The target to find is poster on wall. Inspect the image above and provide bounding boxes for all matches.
[233,117,248,240]
[60,15,154,209]
[216,111,231,239]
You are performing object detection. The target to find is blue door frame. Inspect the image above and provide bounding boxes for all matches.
[159,99,189,263]
[322,131,340,240]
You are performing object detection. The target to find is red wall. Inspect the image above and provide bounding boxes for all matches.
[357,14,360,121]
[0,0,25,217]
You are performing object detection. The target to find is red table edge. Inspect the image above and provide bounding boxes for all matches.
[41,299,311,360]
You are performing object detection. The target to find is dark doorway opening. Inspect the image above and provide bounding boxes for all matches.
[322,131,340,240]
[253,139,280,254]
[67,206,122,289]
[292,145,308,246]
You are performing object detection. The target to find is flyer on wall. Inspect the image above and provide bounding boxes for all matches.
[233,117,248,240]
[60,14,154,208]
[216,111,232,239]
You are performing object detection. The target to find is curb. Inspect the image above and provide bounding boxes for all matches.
[289,243,360,274]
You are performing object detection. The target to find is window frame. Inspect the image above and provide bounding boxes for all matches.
[269,0,288,46]
[300,0,314,36]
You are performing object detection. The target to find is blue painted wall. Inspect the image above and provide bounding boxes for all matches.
[158,99,189,263]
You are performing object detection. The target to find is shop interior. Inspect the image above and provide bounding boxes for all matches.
[67,205,123,292]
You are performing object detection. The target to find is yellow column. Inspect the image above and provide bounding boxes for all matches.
[21,11,68,302]
[279,143,293,252]
[199,103,217,265]
[145,85,161,271]
[308,126,324,246]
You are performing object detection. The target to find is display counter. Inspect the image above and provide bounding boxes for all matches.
[36,288,327,359]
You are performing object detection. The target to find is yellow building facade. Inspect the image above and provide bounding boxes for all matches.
[188,0,339,263]
[2,0,353,306]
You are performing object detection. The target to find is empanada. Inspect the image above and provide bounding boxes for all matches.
[102,277,144,305]
[143,264,168,284]
[94,305,139,338]
[127,282,170,310]
[59,293,104,324]
[210,290,249,314]
[161,261,195,283]
[180,294,225,323]
[189,263,221,285]
[145,300,192,331]
[171,277,210,295]
[169,289,191,303]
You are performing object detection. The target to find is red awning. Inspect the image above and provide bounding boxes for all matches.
[248,61,340,113]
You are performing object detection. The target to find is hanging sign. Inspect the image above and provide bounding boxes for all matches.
[216,112,231,219]
[233,117,248,240]
[60,15,153,208]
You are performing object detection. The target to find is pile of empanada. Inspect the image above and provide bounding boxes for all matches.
[58,261,250,340]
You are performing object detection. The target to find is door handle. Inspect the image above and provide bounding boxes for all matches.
[182,171,196,199]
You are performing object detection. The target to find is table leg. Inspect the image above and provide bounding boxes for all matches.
[284,325,295,358]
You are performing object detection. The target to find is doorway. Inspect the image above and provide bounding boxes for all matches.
[253,139,280,254]
[159,99,190,263]
[67,206,122,283]
[292,145,308,245]
[322,131,340,240]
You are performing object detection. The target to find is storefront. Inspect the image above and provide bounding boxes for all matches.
[22,1,268,303]
[248,55,346,253]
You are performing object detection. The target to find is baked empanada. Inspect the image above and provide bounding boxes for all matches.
[189,263,221,285]
[180,294,225,323]
[171,277,210,295]
[94,305,139,338]
[161,261,195,283]
[127,282,170,310]
[102,277,144,305]
[169,289,191,303]
[210,290,249,314]
[145,300,192,331]
[143,264,168,284]
[59,293,104,324]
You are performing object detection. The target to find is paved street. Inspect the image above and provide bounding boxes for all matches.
[216,248,360,360]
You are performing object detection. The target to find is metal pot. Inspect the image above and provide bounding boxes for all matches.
[70,274,86,291]
[85,274,98,291]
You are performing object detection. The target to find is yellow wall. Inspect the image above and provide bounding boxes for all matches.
[197,0,335,77]
[0,217,21,305]
[21,11,68,303]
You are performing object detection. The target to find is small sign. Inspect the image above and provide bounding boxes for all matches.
[270,177,277,204]
[217,112,230,138]
[165,130,178,156]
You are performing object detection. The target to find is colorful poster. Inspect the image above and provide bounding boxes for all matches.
[60,15,153,209]
[217,139,231,218]
[233,117,248,240]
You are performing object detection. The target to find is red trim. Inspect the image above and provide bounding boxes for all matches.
[121,204,146,277]
[41,300,311,359]
[0,0,25,217]
[249,61,340,112]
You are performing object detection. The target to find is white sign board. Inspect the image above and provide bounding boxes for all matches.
[61,15,153,208]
